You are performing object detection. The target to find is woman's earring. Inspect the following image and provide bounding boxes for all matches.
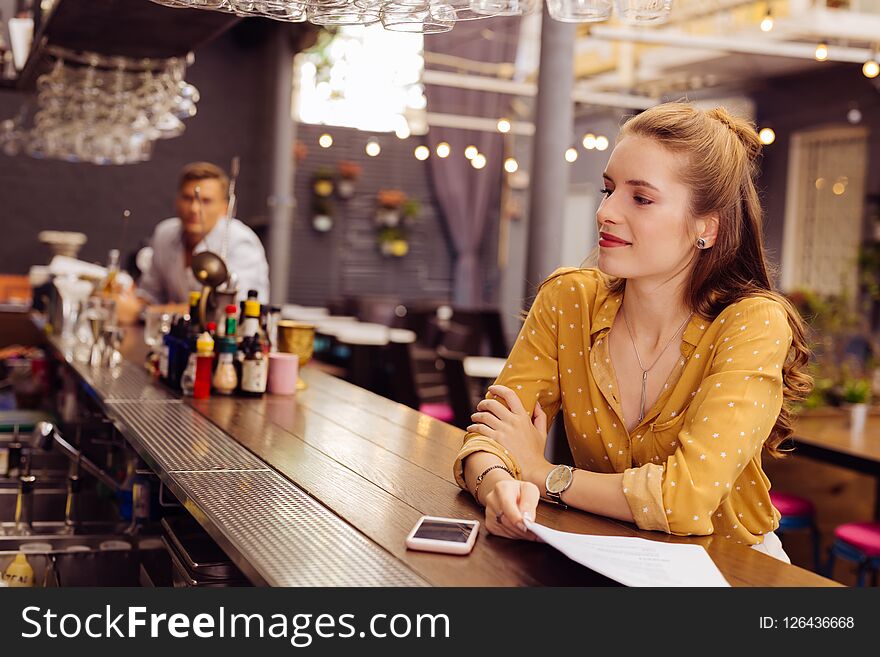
[696,238,707,249]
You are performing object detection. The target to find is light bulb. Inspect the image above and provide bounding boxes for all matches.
[815,43,828,61]
[319,133,333,148]
[582,133,597,149]
[595,136,609,151]
[365,140,381,157]
[504,157,518,173]
[497,118,511,134]
[758,127,776,145]
[471,154,487,169]
[414,145,430,161]
[436,142,451,158]
[760,9,773,32]
[464,145,478,160]
[565,147,578,163]
[863,58,880,79]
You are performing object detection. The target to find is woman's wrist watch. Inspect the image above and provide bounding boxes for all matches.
[544,464,574,508]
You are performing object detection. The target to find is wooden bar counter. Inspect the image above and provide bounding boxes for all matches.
[43,320,838,587]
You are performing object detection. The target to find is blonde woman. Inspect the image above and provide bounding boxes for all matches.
[455,102,812,562]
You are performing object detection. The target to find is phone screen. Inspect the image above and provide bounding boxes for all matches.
[413,519,477,543]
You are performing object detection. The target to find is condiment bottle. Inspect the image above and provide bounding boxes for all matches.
[224,304,238,339]
[240,299,263,343]
[193,331,214,399]
[3,553,34,587]
[213,337,238,395]
[240,333,267,397]
[188,291,202,333]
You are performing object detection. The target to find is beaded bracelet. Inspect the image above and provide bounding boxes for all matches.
[473,464,514,506]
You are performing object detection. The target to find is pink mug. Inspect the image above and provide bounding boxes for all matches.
[268,352,299,396]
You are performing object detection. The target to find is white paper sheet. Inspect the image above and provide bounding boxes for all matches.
[524,520,730,587]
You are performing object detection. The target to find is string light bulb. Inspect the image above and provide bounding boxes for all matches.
[436,142,451,158]
[758,127,776,145]
[464,145,479,160]
[565,147,578,163]
[760,8,774,32]
[504,157,519,173]
[319,133,333,148]
[815,42,828,61]
[595,136,609,151]
[414,145,430,161]
[365,140,381,157]
[582,133,597,149]
[497,118,511,134]
[471,154,487,169]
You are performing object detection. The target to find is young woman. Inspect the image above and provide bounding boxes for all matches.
[454,102,812,562]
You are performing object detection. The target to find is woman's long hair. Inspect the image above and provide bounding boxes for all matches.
[545,103,812,457]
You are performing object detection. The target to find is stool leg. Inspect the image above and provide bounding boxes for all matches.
[824,548,836,579]
[810,524,821,573]
[856,563,869,587]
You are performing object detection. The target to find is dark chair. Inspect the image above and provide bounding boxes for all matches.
[385,340,453,424]
[437,348,478,430]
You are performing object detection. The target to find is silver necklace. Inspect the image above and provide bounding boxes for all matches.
[620,306,693,423]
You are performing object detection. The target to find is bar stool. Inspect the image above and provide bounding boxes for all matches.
[770,491,821,571]
[826,522,880,586]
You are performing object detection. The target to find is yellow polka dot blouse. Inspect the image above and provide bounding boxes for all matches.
[453,267,792,545]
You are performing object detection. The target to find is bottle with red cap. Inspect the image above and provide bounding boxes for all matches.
[225,304,238,340]
[193,332,215,399]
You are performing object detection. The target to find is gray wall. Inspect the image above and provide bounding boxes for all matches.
[288,123,500,306]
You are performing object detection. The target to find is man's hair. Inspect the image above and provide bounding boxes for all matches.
[178,162,229,199]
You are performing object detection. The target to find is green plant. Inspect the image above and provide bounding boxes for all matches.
[842,378,871,404]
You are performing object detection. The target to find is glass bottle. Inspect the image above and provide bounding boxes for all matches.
[240,333,267,397]
[213,337,238,395]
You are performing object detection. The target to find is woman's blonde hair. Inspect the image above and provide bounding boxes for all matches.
[546,102,812,457]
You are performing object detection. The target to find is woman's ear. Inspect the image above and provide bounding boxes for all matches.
[696,213,720,246]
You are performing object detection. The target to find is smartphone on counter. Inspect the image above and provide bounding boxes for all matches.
[405,516,480,555]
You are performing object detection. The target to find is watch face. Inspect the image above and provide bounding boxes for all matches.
[546,466,573,495]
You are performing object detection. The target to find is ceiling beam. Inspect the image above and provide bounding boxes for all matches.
[587,26,874,64]
[422,68,656,110]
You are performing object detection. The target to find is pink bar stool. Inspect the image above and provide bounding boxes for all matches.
[419,402,455,424]
[770,491,821,571]
[826,522,880,586]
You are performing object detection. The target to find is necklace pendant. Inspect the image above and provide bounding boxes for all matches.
[639,369,648,423]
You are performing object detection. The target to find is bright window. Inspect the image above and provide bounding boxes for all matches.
[295,26,427,136]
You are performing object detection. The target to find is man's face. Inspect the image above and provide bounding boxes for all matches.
[176,179,228,243]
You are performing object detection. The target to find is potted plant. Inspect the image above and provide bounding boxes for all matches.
[375,189,407,228]
[311,196,333,233]
[336,160,361,199]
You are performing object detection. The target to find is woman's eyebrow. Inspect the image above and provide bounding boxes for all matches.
[625,179,660,191]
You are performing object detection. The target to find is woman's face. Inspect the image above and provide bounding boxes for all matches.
[596,135,698,281]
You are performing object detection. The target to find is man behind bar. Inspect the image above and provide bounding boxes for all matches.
[137,161,270,308]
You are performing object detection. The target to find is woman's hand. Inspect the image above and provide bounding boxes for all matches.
[484,478,540,541]
[468,384,550,484]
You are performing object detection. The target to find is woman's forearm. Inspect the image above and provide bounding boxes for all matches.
[523,465,635,524]
[463,452,514,506]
